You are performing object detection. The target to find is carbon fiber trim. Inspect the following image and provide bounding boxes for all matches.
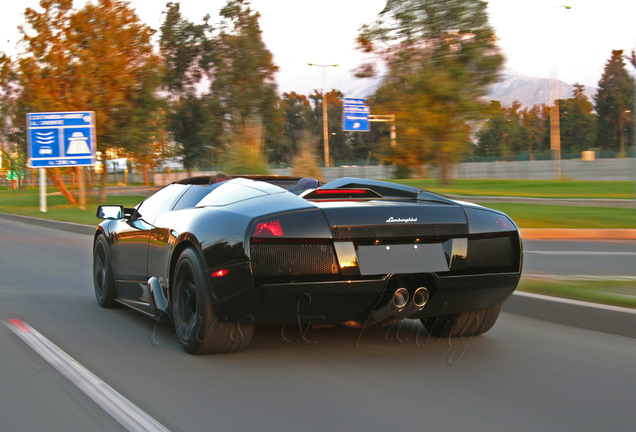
[331,224,468,240]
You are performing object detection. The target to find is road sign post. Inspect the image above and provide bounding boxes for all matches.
[27,111,97,212]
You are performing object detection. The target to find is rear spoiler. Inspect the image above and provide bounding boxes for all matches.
[318,177,456,204]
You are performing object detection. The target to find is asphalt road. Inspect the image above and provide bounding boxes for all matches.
[523,239,636,277]
[1,219,635,431]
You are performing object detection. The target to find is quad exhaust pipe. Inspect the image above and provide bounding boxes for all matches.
[393,287,429,320]
[371,286,429,323]
[371,287,409,322]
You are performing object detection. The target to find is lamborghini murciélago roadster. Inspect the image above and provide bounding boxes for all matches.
[93,175,522,354]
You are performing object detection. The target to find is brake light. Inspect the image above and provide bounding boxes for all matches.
[301,188,382,200]
[316,189,367,195]
[253,220,284,237]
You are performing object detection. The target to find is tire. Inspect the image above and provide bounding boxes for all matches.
[421,305,501,338]
[171,247,254,354]
[93,234,119,308]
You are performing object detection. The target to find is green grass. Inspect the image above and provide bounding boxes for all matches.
[0,187,144,225]
[388,179,636,199]
[517,277,636,309]
[476,203,636,229]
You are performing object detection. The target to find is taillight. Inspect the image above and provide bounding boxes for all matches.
[253,219,284,237]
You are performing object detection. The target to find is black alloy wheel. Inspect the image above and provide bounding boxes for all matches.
[93,234,119,308]
[172,247,254,354]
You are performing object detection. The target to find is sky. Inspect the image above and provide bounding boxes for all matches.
[2,0,635,95]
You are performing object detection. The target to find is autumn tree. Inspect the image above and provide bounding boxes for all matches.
[594,50,635,154]
[519,104,549,158]
[358,0,504,183]
[0,54,21,174]
[16,0,162,202]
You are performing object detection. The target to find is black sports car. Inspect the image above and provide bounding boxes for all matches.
[94,176,522,354]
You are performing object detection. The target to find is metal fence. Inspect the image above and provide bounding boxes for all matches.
[3,156,635,188]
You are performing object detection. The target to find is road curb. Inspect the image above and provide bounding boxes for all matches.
[0,212,95,235]
[520,228,636,240]
[502,291,636,338]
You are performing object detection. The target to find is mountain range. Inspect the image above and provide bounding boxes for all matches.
[278,67,597,108]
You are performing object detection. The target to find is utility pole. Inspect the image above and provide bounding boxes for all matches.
[309,63,338,167]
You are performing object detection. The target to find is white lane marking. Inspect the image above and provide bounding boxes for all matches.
[5,319,171,432]
[523,274,636,281]
[512,291,636,313]
[525,251,636,256]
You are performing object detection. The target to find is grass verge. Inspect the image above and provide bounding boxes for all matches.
[0,187,144,226]
[517,277,636,310]
[389,179,636,199]
[475,203,636,228]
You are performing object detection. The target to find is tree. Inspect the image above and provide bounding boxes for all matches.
[159,2,216,172]
[559,83,597,153]
[358,0,504,183]
[519,104,549,158]
[594,50,635,154]
[475,101,522,158]
[210,0,283,160]
[308,89,348,164]
[278,91,313,164]
[0,53,23,186]
[475,101,507,157]
[16,0,162,202]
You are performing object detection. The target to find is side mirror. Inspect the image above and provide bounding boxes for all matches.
[96,205,124,220]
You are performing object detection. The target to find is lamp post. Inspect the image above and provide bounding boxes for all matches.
[549,5,572,179]
[308,63,338,167]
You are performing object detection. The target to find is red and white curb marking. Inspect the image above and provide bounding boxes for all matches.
[5,319,171,432]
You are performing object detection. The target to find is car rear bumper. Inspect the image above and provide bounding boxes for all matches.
[217,271,520,325]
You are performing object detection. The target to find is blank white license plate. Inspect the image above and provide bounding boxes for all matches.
[356,243,449,275]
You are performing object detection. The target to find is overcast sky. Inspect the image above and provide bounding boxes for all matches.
[2,0,635,94]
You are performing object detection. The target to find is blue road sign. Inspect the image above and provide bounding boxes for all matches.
[343,105,370,132]
[343,97,366,106]
[27,111,96,168]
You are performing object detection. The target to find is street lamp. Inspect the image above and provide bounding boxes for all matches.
[308,63,338,167]
[549,5,572,179]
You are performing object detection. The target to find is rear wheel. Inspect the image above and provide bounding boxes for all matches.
[421,305,501,338]
[172,247,254,354]
[93,234,119,308]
